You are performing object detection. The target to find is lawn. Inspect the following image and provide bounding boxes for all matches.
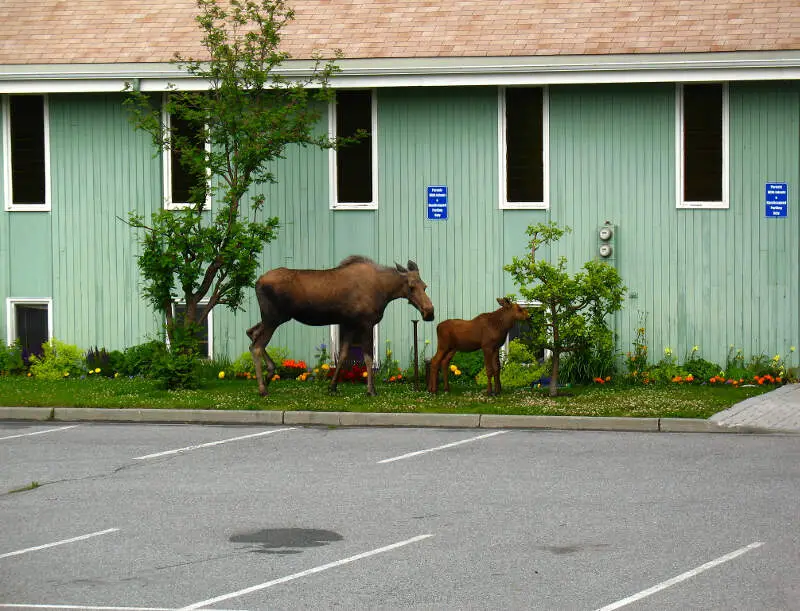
[0,376,777,420]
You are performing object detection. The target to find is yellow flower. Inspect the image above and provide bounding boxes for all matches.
[27,372,32,377]
[450,364,457,372]
[314,368,319,373]
[692,345,699,353]
[362,371,368,377]
[424,339,431,345]
[218,371,225,379]
[114,372,119,378]
[454,369,461,376]
[94,367,101,373]
[791,346,796,353]
[321,363,330,370]
[386,350,392,356]
[63,372,69,377]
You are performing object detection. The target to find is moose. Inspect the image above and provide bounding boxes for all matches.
[247,256,435,397]
[428,297,530,396]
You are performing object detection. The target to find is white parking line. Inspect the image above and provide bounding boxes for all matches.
[0,605,248,610]
[132,428,296,460]
[0,425,78,441]
[178,533,434,610]
[377,430,509,463]
[0,528,120,560]
[594,541,764,611]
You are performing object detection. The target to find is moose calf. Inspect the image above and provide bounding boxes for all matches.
[428,298,530,396]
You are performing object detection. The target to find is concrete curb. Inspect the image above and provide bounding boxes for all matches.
[0,406,794,433]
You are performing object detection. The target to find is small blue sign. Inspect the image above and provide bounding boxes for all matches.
[765,182,788,202]
[427,185,448,220]
[765,203,788,218]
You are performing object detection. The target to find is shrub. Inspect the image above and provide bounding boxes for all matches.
[0,341,25,375]
[29,339,86,380]
[683,356,721,382]
[149,349,201,390]
[450,351,485,380]
[558,323,617,385]
[230,347,291,379]
[85,347,124,378]
[476,361,546,389]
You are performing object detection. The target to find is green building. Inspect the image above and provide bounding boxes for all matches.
[2,1,799,369]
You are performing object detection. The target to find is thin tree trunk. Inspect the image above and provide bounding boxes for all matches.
[549,351,560,397]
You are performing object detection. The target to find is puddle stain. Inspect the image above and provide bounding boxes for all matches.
[230,528,343,555]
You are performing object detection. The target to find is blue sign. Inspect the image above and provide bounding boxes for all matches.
[765,203,788,218]
[765,182,788,218]
[427,185,448,220]
[765,183,787,202]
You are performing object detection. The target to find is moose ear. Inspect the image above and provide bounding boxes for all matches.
[497,297,512,306]
[406,260,419,272]
[395,262,408,273]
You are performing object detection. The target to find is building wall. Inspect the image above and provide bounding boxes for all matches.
[2,82,798,370]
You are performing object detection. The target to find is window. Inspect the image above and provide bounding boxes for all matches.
[677,83,729,209]
[499,87,549,209]
[171,302,213,359]
[163,97,209,210]
[330,324,379,367]
[6,298,52,356]
[3,94,50,211]
[330,89,377,209]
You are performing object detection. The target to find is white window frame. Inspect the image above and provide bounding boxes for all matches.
[329,89,378,210]
[676,82,729,210]
[167,300,214,359]
[3,94,51,212]
[329,324,379,366]
[5,298,53,347]
[162,95,211,211]
[498,86,550,210]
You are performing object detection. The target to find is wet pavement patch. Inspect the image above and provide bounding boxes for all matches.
[230,528,343,554]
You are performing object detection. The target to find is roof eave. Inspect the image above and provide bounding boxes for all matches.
[1,50,799,93]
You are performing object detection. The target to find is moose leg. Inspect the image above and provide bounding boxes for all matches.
[329,328,353,394]
[492,349,502,395]
[440,350,457,392]
[249,323,278,397]
[428,347,445,393]
[482,348,496,396]
[360,328,377,396]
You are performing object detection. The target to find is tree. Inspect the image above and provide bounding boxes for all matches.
[504,222,626,397]
[124,0,344,351]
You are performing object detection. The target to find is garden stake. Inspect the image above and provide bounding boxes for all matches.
[412,319,420,391]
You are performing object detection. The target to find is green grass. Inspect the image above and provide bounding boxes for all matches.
[9,481,40,494]
[0,375,778,419]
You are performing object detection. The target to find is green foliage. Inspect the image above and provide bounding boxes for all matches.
[504,221,627,396]
[0,341,25,375]
[450,351,485,379]
[29,339,86,380]
[683,348,722,382]
[119,340,169,377]
[123,0,343,346]
[624,313,649,374]
[85,347,123,378]
[231,346,291,377]
[377,340,401,381]
[559,322,617,384]
[149,350,202,390]
[476,361,546,389]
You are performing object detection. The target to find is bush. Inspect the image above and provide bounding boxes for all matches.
[683,356,722,382]
[119,340,168,377]
[450,351,485,380]
[29,339,86,380]
[85,347,125,378]
[230,346,291,379]
[476,361,546,389]
[149,349,201,390]
[0,341,25,375]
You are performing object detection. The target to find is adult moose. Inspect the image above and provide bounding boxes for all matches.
[248,256,435,397]
[428,298,530,396]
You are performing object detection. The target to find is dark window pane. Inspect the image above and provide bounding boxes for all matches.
[336,90,372,203]
[170,115,207,205]
[173,304,210,358]
[683,84,723,202]
[10,95,46,205]
[15,304,48,356]
[506,88,544,202]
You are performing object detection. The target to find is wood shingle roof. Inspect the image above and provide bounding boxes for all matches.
[1,0,798,66]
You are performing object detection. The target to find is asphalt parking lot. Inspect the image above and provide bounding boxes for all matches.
[1,421,799,610]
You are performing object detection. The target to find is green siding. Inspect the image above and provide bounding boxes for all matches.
[3,83,799,372]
